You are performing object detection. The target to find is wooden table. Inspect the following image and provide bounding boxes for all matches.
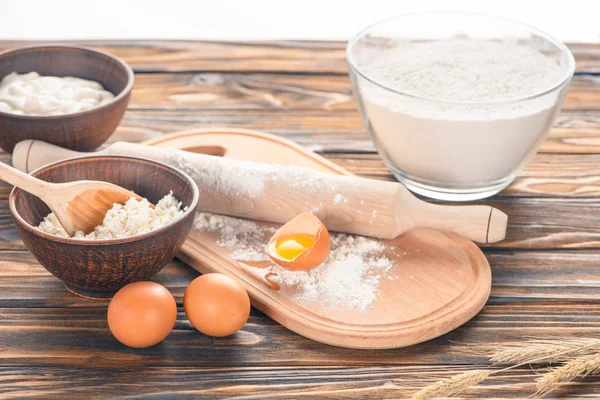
[0,40,599,399]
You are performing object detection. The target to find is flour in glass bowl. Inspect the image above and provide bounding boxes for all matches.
[356,39,568,186]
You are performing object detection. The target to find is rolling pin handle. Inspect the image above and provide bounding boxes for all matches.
[487,207,508,243]
[401,186,508,244]
[12,140,35,173]
[12,140,87,173]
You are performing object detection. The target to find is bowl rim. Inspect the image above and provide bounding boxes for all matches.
[0,44,135,120]
[346,11,577,106]
[9,155,200,246]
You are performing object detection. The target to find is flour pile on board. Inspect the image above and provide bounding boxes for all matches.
[270,234,393,310]
[193,212,394,310]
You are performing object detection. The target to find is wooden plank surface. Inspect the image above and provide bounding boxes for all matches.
[0,40,599,399]
[1,40,599,73]
[2,365,597,400]
[94,110,600,154]
[126,73,600,112]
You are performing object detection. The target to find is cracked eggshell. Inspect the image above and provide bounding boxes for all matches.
[266,213,330,271]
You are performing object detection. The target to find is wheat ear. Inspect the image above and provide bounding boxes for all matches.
[535,352,600,397]
[413,338,600,399]
[490,338,600,365]
[411,370,491,400]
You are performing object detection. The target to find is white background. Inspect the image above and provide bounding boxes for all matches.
[1,0,599,42]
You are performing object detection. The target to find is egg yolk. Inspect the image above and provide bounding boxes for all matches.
[275,235,316,260]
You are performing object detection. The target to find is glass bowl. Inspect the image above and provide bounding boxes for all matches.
[347,12,575,201]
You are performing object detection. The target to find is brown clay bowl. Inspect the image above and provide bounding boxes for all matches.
[0,45,134,153]
[9,156,199,299]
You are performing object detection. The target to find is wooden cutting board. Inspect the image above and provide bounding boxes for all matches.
[144,128,492,349]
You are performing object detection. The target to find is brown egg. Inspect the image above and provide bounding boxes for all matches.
[107,281,177,348]
[184,273,250,337]
[266,213,330,270]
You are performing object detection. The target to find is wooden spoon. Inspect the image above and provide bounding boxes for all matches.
[0,161,140,236]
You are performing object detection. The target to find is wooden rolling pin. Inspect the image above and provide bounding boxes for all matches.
[13,140,507,243]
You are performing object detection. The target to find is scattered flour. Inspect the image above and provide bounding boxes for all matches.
[37,192,186,240]
[193,212,275,262]
[193,212,393,310]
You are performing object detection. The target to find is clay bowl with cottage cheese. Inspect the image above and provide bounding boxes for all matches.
[9,156,199,300]
[0,45,134,153]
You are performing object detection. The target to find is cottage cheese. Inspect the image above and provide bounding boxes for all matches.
[37,192,186,240]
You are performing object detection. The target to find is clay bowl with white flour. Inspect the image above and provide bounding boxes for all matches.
[0,45,134,153]
[347,12,575,201]
[9,156,199,299]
